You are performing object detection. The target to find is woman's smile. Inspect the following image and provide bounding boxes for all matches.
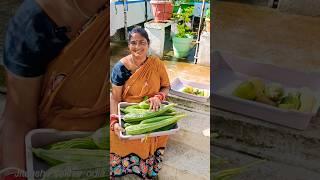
[129,33,149,57]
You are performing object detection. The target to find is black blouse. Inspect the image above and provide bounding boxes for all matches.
[111,61,132,86]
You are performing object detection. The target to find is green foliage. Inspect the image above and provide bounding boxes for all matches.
[205,8,210,20]
[173,6,195,38]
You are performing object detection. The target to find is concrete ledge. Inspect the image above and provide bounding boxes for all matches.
[167,94,210,112]
[212,108,320,173]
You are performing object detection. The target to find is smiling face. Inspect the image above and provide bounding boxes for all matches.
[128,33,149,58]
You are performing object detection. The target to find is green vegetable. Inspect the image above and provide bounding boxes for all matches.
[33,148,108,166]
[123,103,176,122]
[48,137,98,150]
[91,127,109,149]
[125,114,185,135]
[278,92,301,110]
[48,127,109,150]
[120,108,127,114]
[166,108,176,113]
[182,86,193,94]
[232,81,256,100]
[124,123,131,128]
[123,122,140,128]
[213,160,265,180]
[122,105,144,114]
[150,123,176,133]
[140,116,173,124]
[138,100,150,109]
[43,160,108,180]
[123,108,149,114]
[160,112,179,116]
[213,167,247,180]
[124,104,140,110]
[265,83,284,101]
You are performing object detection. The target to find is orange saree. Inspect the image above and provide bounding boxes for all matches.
[110,56,171,178]
[38,6,108,131]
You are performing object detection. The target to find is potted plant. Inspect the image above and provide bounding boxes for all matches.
[172,6,195,58]
[150,0,174,22]
[179,0,194,13]
[172,0,180,13]
[205,8,210,32]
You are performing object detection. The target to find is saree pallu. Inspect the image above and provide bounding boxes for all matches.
[110,56,171,179]
[38,6,109,131]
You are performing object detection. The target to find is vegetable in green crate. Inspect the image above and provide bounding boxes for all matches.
[42,159,108,180]
[33,148,109,166]
[123,103,176,122]
[125,114,185,135]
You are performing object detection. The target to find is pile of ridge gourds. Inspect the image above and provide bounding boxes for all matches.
[32,126,109,180]
[121,100,186,135]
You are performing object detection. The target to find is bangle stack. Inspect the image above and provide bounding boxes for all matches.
[110,114,119,131]
[155,92,166,101]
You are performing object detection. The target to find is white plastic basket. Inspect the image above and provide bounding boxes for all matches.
[118,101,180,140]
[25,129,92,180]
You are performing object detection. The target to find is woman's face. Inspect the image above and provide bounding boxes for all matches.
[128,33,149,58]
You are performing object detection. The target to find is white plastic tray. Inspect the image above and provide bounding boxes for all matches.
[25,129,92,180]
[170,78,210,103]
[118,101,180,140]
[213,51,320,130]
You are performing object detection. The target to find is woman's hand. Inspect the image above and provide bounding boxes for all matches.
[148,96,162,111]
[113,123,125,138]
[110,114,125,139]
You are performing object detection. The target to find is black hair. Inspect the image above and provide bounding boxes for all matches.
[128,27,150,45]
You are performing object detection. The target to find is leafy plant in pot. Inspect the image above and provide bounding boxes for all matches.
[172,6,195,58]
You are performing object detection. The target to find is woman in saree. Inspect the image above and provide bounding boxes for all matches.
[110,27,171,179]
[0,0,107,178]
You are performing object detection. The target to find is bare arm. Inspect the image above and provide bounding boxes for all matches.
[110,85,125,138]
[160,86,170,97]
[0,71,42,170]
[110,85,123,115]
